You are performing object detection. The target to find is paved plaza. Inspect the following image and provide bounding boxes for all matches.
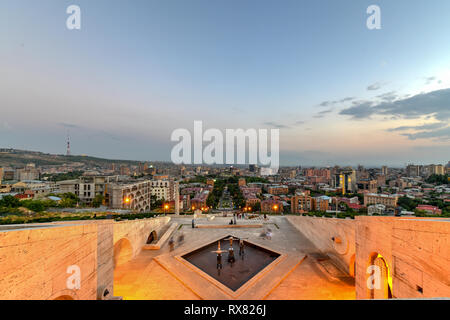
[113,215,355,300]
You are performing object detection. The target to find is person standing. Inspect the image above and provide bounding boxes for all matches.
[239,239,245,256]
[228,246,235,263]
[169,237,175,251]
[217,253,223,270]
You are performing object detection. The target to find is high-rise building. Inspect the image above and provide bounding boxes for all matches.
[333,168,356,194]
[406,164,421,177]
[15,165,40,181]
[381,166,388,176]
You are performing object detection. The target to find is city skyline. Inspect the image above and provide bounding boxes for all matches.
[1,0,449,166]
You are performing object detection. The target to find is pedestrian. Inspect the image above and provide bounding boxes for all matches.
[228,247,235,263]
[217,253,222,270]
[178,233,184,245]
[239,239,245,256]
[169,237,175,251]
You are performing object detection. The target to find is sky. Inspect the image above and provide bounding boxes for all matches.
[0,0,449,167]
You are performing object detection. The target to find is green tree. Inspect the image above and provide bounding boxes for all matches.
[92,194,104,208]
[0,195,21,208]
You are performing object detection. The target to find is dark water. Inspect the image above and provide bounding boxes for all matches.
[182,236,280,291]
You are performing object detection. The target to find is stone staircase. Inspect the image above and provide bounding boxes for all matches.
[142,223,178,250]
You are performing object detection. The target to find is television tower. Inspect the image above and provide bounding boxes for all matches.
[66,132,71,156]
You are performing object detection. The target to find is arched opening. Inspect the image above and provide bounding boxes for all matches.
[349,254,356,278]
[54,295,74,300]
[367,252,392,299]
[146,230,158,244]
[113,238,133,268]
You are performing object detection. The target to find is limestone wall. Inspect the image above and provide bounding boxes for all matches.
[355,216,450,299]
[0,223,99,300]
[286,216,356,275]
[288,215,450,300]
[0,216,171,300]
[113,216,171,259]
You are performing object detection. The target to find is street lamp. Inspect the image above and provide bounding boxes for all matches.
[273,204,278,214]
[124,197,131,209]
[164,204,169,215]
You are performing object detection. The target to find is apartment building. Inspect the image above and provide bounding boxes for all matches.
[108,180,152,212]
[58,175,120,204]
[267,185,289,195]
[364,193,398,208]
[150,179,179,201]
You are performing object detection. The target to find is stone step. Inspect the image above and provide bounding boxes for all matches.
[142,223,178,250]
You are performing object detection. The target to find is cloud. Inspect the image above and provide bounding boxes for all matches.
[294,120,305,126]
[313,109,333,119]
[340,88,450,120]
[318,97,355,107]
[377,91,398,102]
[87,130,122,142]
[319,101,332,107]
[387,122,447,132]
[401,126,450,141]
[339,101,375,119]
[339,97,355,103]
[424,76,437,85]
[367,82,383,91]
[386,121,450,141]
[263,121,289,129]
[58,122,81,129]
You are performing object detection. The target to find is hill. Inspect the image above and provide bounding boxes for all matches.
[0,148,142,168]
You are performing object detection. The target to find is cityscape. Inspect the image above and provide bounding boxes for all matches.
[0,0,449,308]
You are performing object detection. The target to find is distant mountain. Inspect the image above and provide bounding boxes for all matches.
[0,148,142,168]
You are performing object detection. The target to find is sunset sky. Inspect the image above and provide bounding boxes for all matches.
[1,0,449,166]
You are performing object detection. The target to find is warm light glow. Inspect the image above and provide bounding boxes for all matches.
[164,204,169,210]
[124,197,130,204]
[377,254,393,290]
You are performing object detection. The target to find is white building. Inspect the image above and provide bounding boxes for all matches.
[150,179,179,201]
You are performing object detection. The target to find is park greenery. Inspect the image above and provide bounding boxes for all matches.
[425,174,449,185]
[206,179,225,209]
[227,183,246,209]
[0,210,160,225]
